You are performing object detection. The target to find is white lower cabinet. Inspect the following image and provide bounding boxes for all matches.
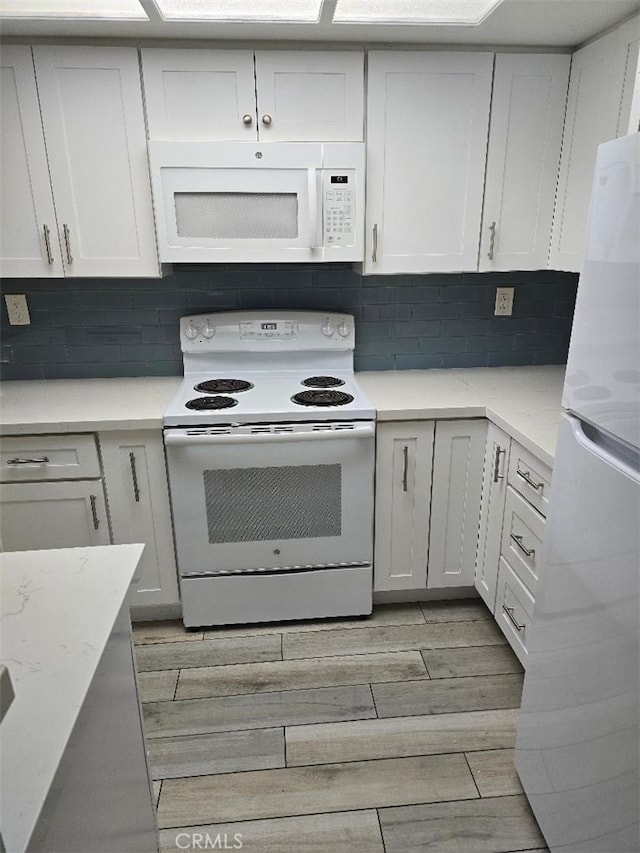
[488,440,552,667]
[373,421,435,591]
[373,419,485,592]
[495,556,535,664]
[427,420,487,588]
[0,433,109,550]
[475,423,512,610]
[0,480,110,551]
[99,430,179,608]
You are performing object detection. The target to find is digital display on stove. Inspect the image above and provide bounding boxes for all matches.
[330,176,348,184]
[261,322,277,330]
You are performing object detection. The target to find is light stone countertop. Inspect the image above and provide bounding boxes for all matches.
[358,365,565,467]
[0,544,144,853]
[0,366,564,465]
[0,376,181,435]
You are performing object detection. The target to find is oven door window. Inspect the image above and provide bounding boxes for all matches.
[204,464,341,543]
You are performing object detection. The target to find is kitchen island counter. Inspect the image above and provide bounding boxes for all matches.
[0,543,157,853]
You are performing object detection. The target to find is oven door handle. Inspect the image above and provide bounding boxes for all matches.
[164,424,375,445]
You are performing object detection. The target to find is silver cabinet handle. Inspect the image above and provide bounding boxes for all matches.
[43,224,54,264]
[129,451,140,502]
[492,446,505,483]
[242,114,253,126]
[488,221,496,260]
[261,114,272,126]
[7,456,49,465]
[62,224,73,264]
[372,223,378,263]
[402,445,409,492]
[516,468,543,491]
[502,604,525,632]
[90,494,100,530]
[510,533,535,558]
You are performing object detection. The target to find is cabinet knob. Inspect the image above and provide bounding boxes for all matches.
[261,114,272,126]
[242,114,253,126]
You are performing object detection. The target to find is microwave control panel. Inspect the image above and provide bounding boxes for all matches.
[323,171,355,245]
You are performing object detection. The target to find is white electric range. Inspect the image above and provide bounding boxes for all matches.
[163,310,376,628]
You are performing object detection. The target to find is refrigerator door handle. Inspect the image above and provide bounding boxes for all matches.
[567,414,640,482]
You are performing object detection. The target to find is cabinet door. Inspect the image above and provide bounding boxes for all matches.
[0,481,110,551]
[479,54,570,272]
[475,423,511,610]
[99,431,179,608]
[254,51,364,141]
[141,48,257,141]
[365,51,493,274]
[428,419,487,589]
[549,25,631,272]
[373,421,434,591]
[0,46,63,278]
[32,46,159,278]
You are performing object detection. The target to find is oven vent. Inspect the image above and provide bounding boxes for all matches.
[186,427,233,436]
[249,425,295,434]
[311,422,357,432]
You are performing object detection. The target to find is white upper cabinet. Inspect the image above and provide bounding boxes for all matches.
[619,31,640,136]
[550,16,639,272]
[0,46,64,277]
[32,46,159,278]
[141,49,364,142]
[479,54,570,272]
[364,51,493,274]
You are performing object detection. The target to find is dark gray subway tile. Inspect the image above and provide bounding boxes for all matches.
[396,320,441,338]
[391,285,440,304]
[487,352,534,367]
[1,363,44,380]
[442,353,489,368]
[65,345,121,363]
[354,355,395,371]
[395,354,444,370]
[11,344,68,364]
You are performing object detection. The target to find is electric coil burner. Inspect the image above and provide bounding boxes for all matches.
[302,376,345,388]
[163,310,376,629]
[292,389,355,407]
[194,379,254,394]
[185,395,238,411]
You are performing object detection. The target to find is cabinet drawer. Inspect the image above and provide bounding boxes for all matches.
[496,556,534,666]
[0,434,100,482]
[508,442,552,517]
[501,486,545,595]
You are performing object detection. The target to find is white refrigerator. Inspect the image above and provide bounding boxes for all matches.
[515,132,640,852]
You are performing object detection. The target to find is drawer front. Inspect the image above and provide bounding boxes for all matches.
[501,486,545,595]
[508,442,552,517]
[496,556,534,666]
[0,434,100,482]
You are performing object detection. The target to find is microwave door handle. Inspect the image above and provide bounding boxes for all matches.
[307,168,319,250]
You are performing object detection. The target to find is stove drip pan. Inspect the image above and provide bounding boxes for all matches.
[185,396,238,411]
[302,376,345,388]
[194,379,253,394]
[292,390,354,407]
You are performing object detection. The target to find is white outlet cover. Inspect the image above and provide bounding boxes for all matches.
[4,294,31,325]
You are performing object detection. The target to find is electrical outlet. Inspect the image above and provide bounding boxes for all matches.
[5,294,31,326]
[494,287,514,316]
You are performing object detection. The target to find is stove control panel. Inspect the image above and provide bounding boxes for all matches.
[180,311,355,353]
[239,320,298,341]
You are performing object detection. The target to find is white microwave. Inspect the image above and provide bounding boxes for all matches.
[148,141,365,263]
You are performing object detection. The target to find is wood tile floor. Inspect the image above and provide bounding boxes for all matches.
[133,600,549,853]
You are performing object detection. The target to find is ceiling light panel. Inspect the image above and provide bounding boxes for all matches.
[333,0,505,26]
[152,0,323,23]
[0,0,148,18]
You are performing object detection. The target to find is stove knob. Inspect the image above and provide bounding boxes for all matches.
[202,323,215,339]
[184,322,199,340]
[338,321,351,338]
[321,320,335,337]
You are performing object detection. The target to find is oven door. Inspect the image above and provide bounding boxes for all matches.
[164,423,375,577]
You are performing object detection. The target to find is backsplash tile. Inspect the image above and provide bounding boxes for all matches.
[0,265,578,380]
